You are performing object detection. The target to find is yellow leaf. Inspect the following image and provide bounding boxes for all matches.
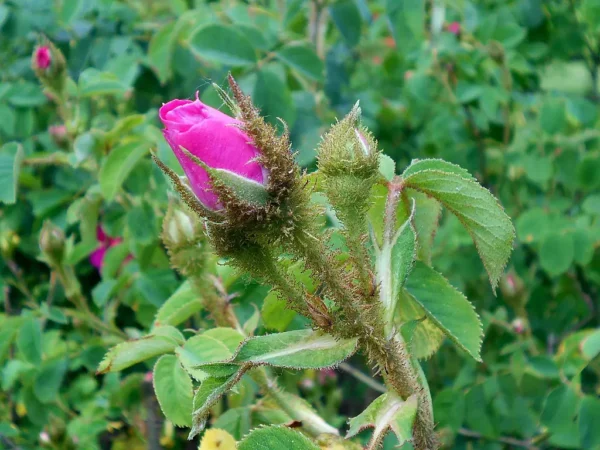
[199,429,237,450]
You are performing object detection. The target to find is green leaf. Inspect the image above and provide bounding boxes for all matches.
[213,407,252,439]
[238,426,319,450]
[176,328,244,380]
[265,389,339,436]
[377,208,416,326]
[127,201,157,245]
[154,281,203,327]
[541,385,581,447]
[456,82,483,103]
[276,45,324,82]
[58,0,83,24]
[386,0,425,49]
[7,82,47,107]
[405,262,483,361]
[99,139,148,202]
[539,232,574,276]
[97,326,184,373]
[78,68,128,97]
[329,0,362,48]
[347,393,417,449]
[403,159,476,181]
[579,396,600,449]
[189,24,256,66]
[0,142,24,204]
[33,359,68,403]
[410,191,442,265]
[254,67,296,129]
[540,98,566,135]
[227,330,358,369]
[153,355,193,427]
[261,291,297,332]
[378,154,395,181]
[17,317,42,364]
[190,370,248,439]
[396,290,445,359]
[402,159,515,291]
[0,317,23,364]
[390,212,416,308]
[148,21,177,84]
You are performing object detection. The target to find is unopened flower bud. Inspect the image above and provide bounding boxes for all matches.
[39,221,65,267]
[166,209,196,245]
[49,124,68,145]
[34,46,52,70]
[159,93,267,211]
[500,269,527,311]
[317,103,379,178]
[31,40,67,96]
[511,318,526,334]
[162,203,207,277]
[447,21,461,36]
[39,431,51,444]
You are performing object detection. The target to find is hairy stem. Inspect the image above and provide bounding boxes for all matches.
[378,179,436,450]
[203,269,336,438]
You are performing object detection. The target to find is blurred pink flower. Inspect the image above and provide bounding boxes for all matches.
[159,93,266,210]
[318,368,337,385]
[34,46,52,70]
[90,226,123,270]
[447,22,461,36]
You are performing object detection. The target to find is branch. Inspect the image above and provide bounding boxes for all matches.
[338,362,387,393]
[458,428,545,450]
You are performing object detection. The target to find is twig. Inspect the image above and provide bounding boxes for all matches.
[458,428,540,449]
[463,105,488,186]
[142,374,164,450]
[309,0,328,59]
[338,362,386,393]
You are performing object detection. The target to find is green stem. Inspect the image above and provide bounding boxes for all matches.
[204,273,337,438]
[373,178,436,450]
[55,265,126,339]
[250,369,339,437]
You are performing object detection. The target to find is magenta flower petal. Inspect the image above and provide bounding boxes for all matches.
[89,247,106,270]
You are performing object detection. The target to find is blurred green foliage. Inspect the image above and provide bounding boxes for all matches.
[0,0,599,449]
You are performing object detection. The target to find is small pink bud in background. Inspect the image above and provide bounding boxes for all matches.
[318,369,337,385]
[512,318,526,334]
[49,124,67,144]
[159,93,266,211]
[39,431,50,444]
[300,378,315,390]
[447,22,461,36]
[144,371,153,383]
[404,70,414,81]
[34,46,52,70]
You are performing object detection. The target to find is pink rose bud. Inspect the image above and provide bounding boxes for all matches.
[159,93,267,211]
[511,318,525,334]
[34,46,52,70]
[447,22,461,36]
